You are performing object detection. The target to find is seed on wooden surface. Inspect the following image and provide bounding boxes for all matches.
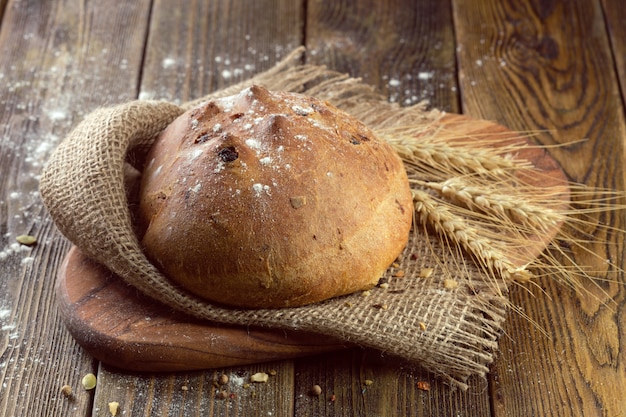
[108,401,120,416]
[310,384,322,397]
[218,374,229,385]
[181,385,189,391]
[363,379,373,386]
[250,372,269,383]
[60,384,72,397]
[268,369,277,376]
[16,235,37,246]
[81,373,97,390]
[417,381,431,391]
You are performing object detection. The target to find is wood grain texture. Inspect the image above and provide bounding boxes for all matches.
[0,1,153,416]
[452,0,626,415]
[294,351,492,417]
[0,1,7,24]
[305,0,459,112]
[94,362,295,417]
[601,0,626,122]
[140,0,304,103]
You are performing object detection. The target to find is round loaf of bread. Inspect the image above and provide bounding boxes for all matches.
[138,85,413,308]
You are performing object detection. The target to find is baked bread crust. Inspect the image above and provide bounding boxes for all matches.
[138,85,413,308]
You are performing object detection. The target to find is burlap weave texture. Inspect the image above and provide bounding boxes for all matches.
[40,49,509,388]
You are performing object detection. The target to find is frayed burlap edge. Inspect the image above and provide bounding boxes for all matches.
[40,48,508,389]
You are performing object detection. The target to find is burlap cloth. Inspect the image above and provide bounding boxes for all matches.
[40,48,514,389]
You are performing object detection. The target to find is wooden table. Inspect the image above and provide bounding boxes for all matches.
[1,1,624,416]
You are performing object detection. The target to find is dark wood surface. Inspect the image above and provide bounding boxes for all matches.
[0,1,624,416]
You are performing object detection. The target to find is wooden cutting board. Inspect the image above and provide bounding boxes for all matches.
[55,114,569,372]
[56,246,348,371]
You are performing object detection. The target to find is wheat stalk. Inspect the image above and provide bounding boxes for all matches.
[373,112,626,310]
[416,177,567,233]
[411,189,534,291]
[379,121,536,177]
[385,136,530,178]
[384,125,570,289]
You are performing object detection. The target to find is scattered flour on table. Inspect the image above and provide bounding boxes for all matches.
[0,303,18,343]
[0,63,90,264]
[0,241,33,263]
[228,373,245,387]
[162,57,177,69]
[383,72,439,106]
[418,71,433,80]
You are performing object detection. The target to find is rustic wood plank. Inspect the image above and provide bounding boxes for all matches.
[89,1,305,416]
[601,0,626,110]
[0,1,7,22]
[0,1,154,417]
[305,0,459,113]
[452,0,626,415]
[140,0,304,103]
[294,351,492,417]
[297,1,493,416]
[94,362,294,417]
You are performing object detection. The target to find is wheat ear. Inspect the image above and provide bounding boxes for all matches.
[379,121,534,177]
[411,189,534,290]
[417,177,567,233]
[388,139,529,177]
[381,118,625,307]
